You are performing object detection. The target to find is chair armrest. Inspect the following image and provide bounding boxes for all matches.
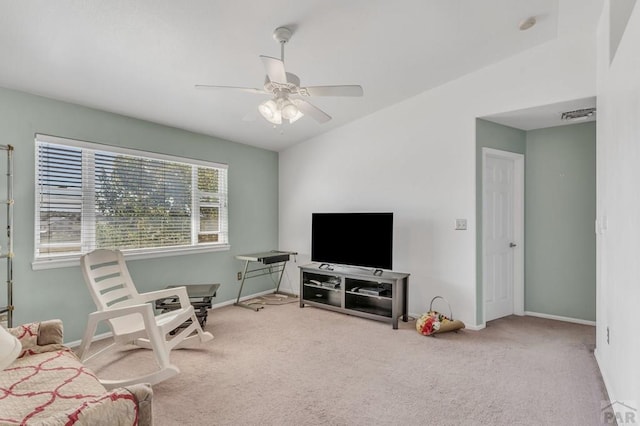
[77,303,159,361]
[88,303,157,322]
[138,286,192,309]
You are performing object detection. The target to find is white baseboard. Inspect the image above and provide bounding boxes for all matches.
[66,331,112,349]
[524,311,595,326]
[464,323,486,331]
[210,288,283,309]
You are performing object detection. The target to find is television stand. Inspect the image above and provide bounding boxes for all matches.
[299,263,410,329]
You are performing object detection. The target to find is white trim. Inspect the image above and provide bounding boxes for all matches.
[481,148,525,322]
[524,311,596,326]
[464,323,486,331]
[35,133,228,169]
[66,330,113,349]
[594,349,615,405]
[31,243,231,270]
[211,288,276,308]
[33,134,230,266]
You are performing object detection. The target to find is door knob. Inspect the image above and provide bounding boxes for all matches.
[509,242,517,248]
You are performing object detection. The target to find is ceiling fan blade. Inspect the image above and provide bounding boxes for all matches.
[242,111,258,122]
[259,55,287,84]
[293,99,331,123]
[301,85,364,97]
[195,84,267,94]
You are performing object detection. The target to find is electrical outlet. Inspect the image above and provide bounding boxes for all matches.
[455,218,467,230]
[237,272,242,281]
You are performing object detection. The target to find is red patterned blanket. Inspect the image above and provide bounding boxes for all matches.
[1,323,142,426]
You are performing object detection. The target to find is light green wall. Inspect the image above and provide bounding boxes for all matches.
[476,119,596,324]
[0,86,279,342]
[525,122,596,321]
[475,119,526,324]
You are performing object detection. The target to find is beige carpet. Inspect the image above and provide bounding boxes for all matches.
[80,303,609,426]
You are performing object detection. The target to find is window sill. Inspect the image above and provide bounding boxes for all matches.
[31,244,231,270]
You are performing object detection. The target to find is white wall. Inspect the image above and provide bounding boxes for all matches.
[279,33,596,328]
[595,0,640,407]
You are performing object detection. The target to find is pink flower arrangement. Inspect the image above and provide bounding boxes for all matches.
[416,310,447,336]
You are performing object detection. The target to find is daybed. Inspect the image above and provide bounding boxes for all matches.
[0,319,152,425]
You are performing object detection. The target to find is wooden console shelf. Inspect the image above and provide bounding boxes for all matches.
[299,263,409,329]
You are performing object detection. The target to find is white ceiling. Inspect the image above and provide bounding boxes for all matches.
[482,97,597,130]
[0,0,603,151]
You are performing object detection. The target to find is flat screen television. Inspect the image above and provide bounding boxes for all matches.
[311,212,393,270]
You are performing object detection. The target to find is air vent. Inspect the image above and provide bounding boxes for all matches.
[561,107,596,121]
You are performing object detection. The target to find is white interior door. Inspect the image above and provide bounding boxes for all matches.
[483,148,524,322]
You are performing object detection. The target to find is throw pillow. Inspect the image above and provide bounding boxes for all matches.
[8,322,40,358]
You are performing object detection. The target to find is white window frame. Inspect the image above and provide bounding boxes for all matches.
[32,134,230,270]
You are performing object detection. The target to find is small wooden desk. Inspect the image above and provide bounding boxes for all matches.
[235,251,297,311]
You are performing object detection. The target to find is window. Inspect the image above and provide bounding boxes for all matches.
[34,134,228,268]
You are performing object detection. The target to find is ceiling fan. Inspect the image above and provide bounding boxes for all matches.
[195,26,364,125]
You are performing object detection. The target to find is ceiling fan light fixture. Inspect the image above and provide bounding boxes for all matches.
[279,98,300,120]
[288,109,304,123]
[258,99,281,124]
[258,97,304,125]
[197,25,363,126]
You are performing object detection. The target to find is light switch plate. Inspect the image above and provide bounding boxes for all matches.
[455,218,467,230]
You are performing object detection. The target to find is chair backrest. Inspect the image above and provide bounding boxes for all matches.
[80,249,142,312]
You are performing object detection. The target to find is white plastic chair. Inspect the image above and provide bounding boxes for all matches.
[77,249,214,389]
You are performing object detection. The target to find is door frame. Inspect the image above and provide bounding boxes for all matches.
[482,147,525,324]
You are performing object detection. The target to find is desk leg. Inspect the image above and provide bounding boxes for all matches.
[274,261,286,294]
[234,260,264,311]
[273,262,298,298]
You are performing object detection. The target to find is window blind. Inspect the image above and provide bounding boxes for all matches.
[35,134,228,262]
